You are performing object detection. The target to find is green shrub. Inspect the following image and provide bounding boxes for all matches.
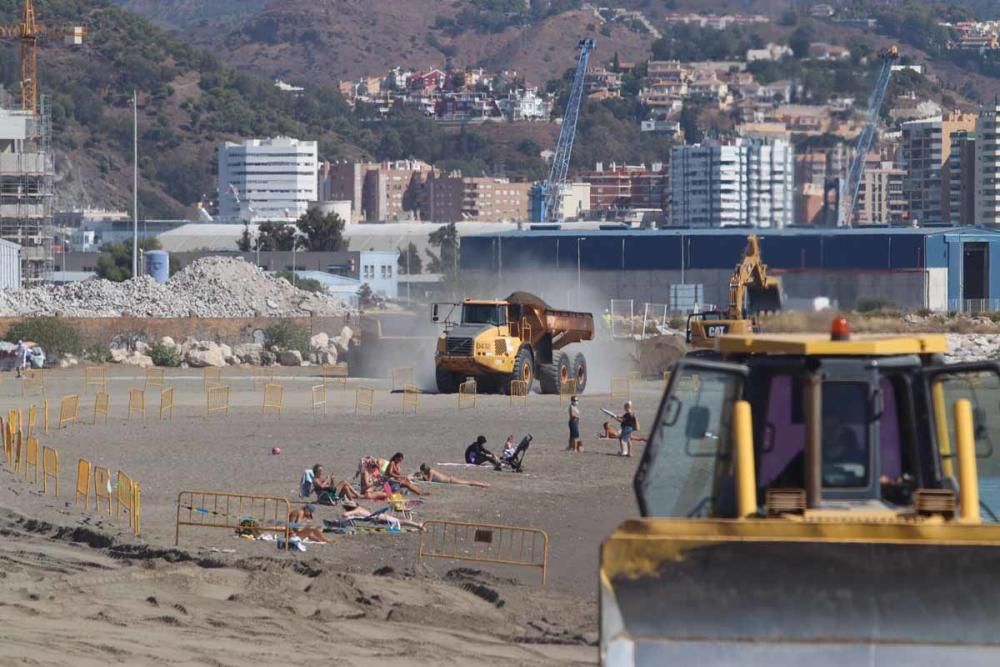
[263,320,311,355]
[82,344,113,363]
[856,298,896,314]
[149,342,182,367]
[4,317,82,360]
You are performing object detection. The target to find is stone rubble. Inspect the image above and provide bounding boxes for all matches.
[945,333,1000,364]
[0,257,350,318]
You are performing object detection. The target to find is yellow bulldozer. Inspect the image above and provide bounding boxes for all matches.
[602,318,1000,664]
[432,292,594,394]
[686,234,781,349]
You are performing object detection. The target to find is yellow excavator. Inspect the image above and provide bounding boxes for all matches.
[602,318,1000,664]
[686,235,781,349]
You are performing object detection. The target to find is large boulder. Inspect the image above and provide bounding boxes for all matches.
[58,354,79,369]
[310,332,330,350]
[110,348,129,363]
[186,345,226,368]
[159,336,177,349]
[121,352,154,369]
[234,343,264,366]
[279,349,304,366]
[316,347,338,366]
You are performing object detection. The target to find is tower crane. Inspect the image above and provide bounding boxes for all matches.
[0,0,85,114]
[532,37,595,222]
[838,45,898,227]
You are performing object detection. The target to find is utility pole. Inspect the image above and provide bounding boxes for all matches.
[132,89,138,278]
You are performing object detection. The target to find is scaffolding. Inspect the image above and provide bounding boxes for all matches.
[0,89,53,284]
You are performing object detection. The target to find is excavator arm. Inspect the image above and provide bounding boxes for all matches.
[726,235,781,320]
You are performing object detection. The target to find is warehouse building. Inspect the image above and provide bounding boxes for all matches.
[459,226,1000,313]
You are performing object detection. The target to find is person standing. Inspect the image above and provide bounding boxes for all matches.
[618,401,638,457]
[567,395,582,452]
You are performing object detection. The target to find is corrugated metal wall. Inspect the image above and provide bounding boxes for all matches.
[0,240,21,289]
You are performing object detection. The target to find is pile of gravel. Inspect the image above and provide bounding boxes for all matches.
[0,257,349,318]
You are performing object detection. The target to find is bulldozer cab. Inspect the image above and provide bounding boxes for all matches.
[636,346,1000,520]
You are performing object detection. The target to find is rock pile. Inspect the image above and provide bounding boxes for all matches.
[0,257,350,318]
[945,333,1000,364]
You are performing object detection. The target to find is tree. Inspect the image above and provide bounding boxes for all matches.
[425,222,458,274]
[788,25,814,60]
[397,242,423,275]
[256,221,298,251]
[358,282,374,308]
[236,222,252,251]
[275,270,324,293]
[295,209,346,251]
[96,238,165,282]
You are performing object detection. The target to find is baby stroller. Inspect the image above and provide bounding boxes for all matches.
[500,434,532,472]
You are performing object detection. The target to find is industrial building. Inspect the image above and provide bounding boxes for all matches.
[0,100,53,284]
[217,137,318,223]
[459,226,1000,313]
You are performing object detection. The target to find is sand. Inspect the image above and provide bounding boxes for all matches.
[0,367,663,666]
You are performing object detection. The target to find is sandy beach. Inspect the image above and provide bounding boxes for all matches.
[0,367,662,666]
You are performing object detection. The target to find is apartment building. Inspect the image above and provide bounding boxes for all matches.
[900,112,976,225]
[218,137,318,222]
[579,162,669,213]
[854,159,906,225]
[426,173,530,222]
[317,160,435,222]
[976,102,1000,225]
[670,139,794,228]
[946,130,976,225]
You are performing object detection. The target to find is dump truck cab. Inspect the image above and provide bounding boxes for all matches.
[433,293,593,395]
[602,320,1000,665]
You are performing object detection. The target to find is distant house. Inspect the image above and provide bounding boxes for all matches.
[809,4,835,18]
[808,43,851,61]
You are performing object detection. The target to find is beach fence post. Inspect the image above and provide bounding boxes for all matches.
[560,379,577,405]
[174,490,290,549]
[144,367,165,391]
[253,367,275,391]
[206,385,230,418]
[391,367,414,391]
[84,366,107,393]
[311,384,327,417]
[322,365,347,389]
[93,391,110,424]
[417,520,550,586]
[41,446,58,496]
[27,404,36,436]
[261,383,284,416]
[610,376,631,400]
[159,387,174,420]
[355,386,374,415]
[458,379,477,409]
[402,383,419,414]
[203,367,223,390]
[93,466,112,515]
[133,481,141,536]
[75,458,92,510]
[59,394,80,428]
[23,435,39,483]
[509,380,529,407]
[116,470,134,529]
[42,398,48,434]
[128,388,145,420]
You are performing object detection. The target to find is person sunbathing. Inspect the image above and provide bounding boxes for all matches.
[288,504,329,543]
[385,452,429,496]
[359,460,390,500]
[339,499,423,529]
[414,463,490,488]
[312,464,361,504]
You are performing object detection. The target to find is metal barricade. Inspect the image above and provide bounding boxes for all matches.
[203,367,223,390]
[391,367,414,391]
[41,446,58,495]
[76,458,92,510]
[509,379,529,406]
[262,383,284,416]
[59,394,80,428]
[160,387,174,420]
[355,386,374,415]
[128,388,145,420]
[402,383,419,414]
[206,386,230,417]
[253,367,275,391]
[175,490,290,549]
[458,379,477,409]
[93,391,110,424]
[93,466,112,515]
[311,384,327,417]
[85,366,107,392]
[145,367,165,391]
[610,376,631,400]
[418,520,549,585]
[560,379,577,405]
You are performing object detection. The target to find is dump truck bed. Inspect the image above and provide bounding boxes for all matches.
[506,292,593,349]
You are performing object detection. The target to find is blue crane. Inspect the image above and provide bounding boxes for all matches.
[532,37,595,223]
[839,45,899,227]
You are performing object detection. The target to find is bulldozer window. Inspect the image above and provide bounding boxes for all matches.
[636,363,745,518]
[462,304,506,326]
[930,366,1000,521]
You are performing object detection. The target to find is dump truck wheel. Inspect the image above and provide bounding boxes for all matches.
[538,361,559,394]
[573,353,588,393]
[504,346,534,395]
[435,367,460,394]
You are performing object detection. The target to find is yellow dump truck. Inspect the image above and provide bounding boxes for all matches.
[432,292,594,394]
[602,318,1000,664]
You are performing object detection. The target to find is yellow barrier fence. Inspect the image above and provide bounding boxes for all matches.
[402,383,419,414]
[43,399,48,434]
[93,391,110,424]
[76,458,92,510]
[458,379,477,409]
[133,481,142,536]
[145,367,165,391]
[311,384,327,416]
[93,466,112,515]
[627,370,642,382]
[1,418,10,468]
[560,379,577,405]
[262,383,284,416]
[253,367,275,391]
[23,435,38,483]
[22,370,44,397]
[27,404,36,436]
[175,490,290,548]
[116,470,139,532]
[206,385,230,417]
[203,367,223,390]
[610,376,631,400]
[160,387,174,420]
[391,367,414,391]
[355,386,374,415]
[509,380,529,407]
[418,520,550,585]
[322,364,348,389]
[128,388,145,420]
[85,366,107,392]
[59,394,80,428]
[41,446,58,495]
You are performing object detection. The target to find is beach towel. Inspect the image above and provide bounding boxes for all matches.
[300,469,315,498]
[435,462,482,468]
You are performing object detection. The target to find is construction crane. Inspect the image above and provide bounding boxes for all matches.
[838,45,899,227]
[0,0,85,114]
[532,37,595,222]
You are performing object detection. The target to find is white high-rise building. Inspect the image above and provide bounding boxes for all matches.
[975,102,1000,225]
[218,137,318,222]
[670,138,794,227]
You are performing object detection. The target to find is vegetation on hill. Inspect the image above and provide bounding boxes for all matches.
[433,0,581,36]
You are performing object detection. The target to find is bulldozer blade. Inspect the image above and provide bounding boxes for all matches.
[602,519,1000,666]
[746,285,782,315]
